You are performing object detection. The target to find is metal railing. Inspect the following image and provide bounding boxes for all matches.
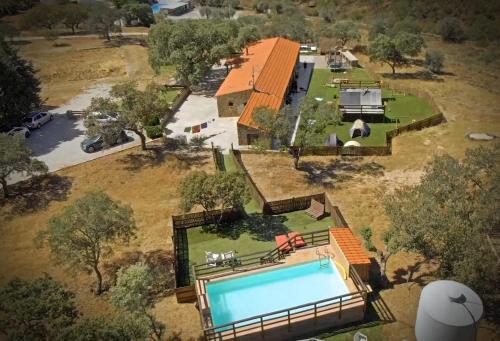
[193,229,331,279]
[203,272,368,340]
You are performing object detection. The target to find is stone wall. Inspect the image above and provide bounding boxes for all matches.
[216,89,252,117]
[237,123,267,146]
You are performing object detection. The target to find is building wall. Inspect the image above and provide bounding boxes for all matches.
[217,90,253,118]
[237,123,270,146]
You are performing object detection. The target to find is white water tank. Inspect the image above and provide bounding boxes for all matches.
[415,280,483,341]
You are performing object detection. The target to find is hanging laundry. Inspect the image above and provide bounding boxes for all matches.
[184,127,191,133]
[201,122,208,129]
[192,125,201,133]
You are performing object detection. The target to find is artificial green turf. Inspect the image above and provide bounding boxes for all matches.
[318,324,384,340]
[307,68,372,101]
[186,210,333,266]
[303,68,436,146]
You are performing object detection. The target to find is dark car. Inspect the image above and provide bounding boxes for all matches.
[80,130,128,153]
[23,112,53,129]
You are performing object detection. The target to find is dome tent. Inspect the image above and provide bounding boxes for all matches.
[349,119,371,138]
[344,140,361,147]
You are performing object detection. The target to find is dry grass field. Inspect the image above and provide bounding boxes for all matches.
[14,37,171,107]
[0,145,214,340]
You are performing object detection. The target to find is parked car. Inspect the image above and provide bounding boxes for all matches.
[88,111,119,125]
[7,126,31,138]
[80,130,128,153]
[23,112,53,129]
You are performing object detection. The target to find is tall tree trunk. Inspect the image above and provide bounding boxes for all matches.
[0,178,8,198]
[93,263,103,295]
[71,25,75,34]
[390,63,396,76]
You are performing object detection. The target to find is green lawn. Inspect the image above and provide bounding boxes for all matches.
[303,68,436,147]
[162,88,181,106]
[186,210,333,266]
[318,324,384,340]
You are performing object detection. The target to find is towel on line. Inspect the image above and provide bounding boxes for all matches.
[201,122,208,129]
[192,125,201,133]
[184,127,191,133]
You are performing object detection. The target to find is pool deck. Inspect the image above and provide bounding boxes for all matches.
[196,242,367,340]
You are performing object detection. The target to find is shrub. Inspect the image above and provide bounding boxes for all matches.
[425,50,444,73]
[305,7,319,17]
[146,115,160,126]
[437,17,465,43]
[145,125,163,139]
[360,227,376,251]
[189,135,208,150]
[468,17,500,44]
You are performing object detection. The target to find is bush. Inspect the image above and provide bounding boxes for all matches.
[146,115,160,126]
[425,50,444,73]
[437,17,465,43]
[189,135,208,150]
[468,16,500,44]
[304,7,319,17]
[360,227,376,251]
[145,125,163,139]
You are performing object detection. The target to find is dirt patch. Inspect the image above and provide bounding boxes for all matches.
[0,145,213,340]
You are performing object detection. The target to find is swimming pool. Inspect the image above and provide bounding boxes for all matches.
[206,259,351,327]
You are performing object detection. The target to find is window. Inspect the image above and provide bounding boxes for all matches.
[228,101,234,106]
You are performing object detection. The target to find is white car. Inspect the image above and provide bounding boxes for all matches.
[8,126,31,138]
[88,111,119,125]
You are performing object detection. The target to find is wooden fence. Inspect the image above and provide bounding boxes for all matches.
[228,147,267,211]
[264,193,326,215]
[211,143,225,171]
[172,208,243,230]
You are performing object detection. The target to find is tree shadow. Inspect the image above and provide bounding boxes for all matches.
[299,157,385,187]
[0,174,72,219]
[171,152,211,168]
[391,259,433,286]
[191,69,227,97]
[105,37,148,48]
[382,71,445,82]
[117,145,168,172]
[200,213,290,242]
[103,249,176,298]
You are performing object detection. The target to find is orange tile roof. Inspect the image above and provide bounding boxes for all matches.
[330,228,371,265]
[215,38,278,97]
[215,37,300,129]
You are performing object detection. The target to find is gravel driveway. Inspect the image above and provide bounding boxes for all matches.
[7,83,142,185]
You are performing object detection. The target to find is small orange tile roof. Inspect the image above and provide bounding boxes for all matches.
[330,228,371,265]
[216,37,300,129]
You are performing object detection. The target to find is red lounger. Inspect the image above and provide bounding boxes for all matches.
[288,232,306,248]
[275,234,292,252]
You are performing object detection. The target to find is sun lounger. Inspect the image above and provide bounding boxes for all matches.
[288,232,306,248]
[275,234,292,253]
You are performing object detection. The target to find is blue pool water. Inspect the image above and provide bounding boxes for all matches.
[207,259,350,327]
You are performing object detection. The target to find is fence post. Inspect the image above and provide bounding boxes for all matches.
[339,296,342,319]
[314,303,317,325]
[287,310,291,331]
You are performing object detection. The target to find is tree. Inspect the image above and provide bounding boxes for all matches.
[332,20,360,48]
[0,275,78,340]
[368,32,424,75]
[122,3,154,27]
[20,4,63,30]
[43,29,59,46]
[179,170,217,212]
[252,107,291,147]
[236,25,260,54]
[56,314,150,341]
[87,3,122,41]
[264,10,308,42]
[316,0,337,23]
[383,143,500,319]
[111,263,165,341]
[0,39,41,131]
[85,82,171,151]
[179,170,249,222]
[60,3,88,34]
[425,50,444,73]
[148,20,234,88]
[36,191,136,295]
[0,134,48,198]
[292,98,335,169]
[437,17,465,43]
[388,16,421,37]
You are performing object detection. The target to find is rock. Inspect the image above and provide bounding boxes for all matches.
[467,133,497,141]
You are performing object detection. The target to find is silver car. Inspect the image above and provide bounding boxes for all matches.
[23,112,53,129]
[8,126,31,138]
